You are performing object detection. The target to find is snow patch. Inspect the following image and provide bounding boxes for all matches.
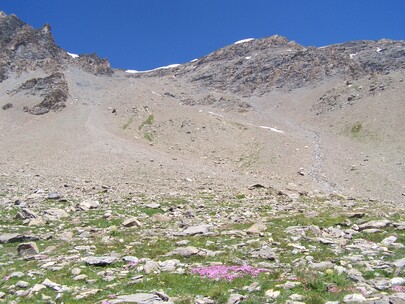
[207,111,224,118]
[67,52,79,59]
[259,126,284,133]
[376,47,382,53]
[245,56,252,60]
[126,64,181,74]
[190,58,198,63]
[234,38,254,45]
[349,53,357,59]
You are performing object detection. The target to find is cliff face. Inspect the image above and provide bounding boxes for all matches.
[140,35,405,97]
[0,11,112,114]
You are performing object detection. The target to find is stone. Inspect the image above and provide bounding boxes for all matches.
[71,268,81,276]
[17,242,39,256]
[0,233,38,244]
[265,289,280,298]
[290,294,303,301]
[144,260,160,274]
[358,220,390,230]
[15,208,39,219]
[28,218,46,226]
[253,246,276,260]
[347,268,364,282]
[246,222,267,235]
[175,240,190,246]
[75,289,101,300]
[227,293,246,304]
[169,246,199,257]
[343,294,367,303]
[309,261,334,270]
[43,208,69,221]
[123,256,139,263]
[175,224,212,236]
[29,284,46,295]
[389,293,405,304]
[122,217,142,227]
[73,274,88,281]
[393,257,405,268]
[145,203,161,209]
[276,281,302,289]
[159,259,179,272]
[381,235,397,246]
[391,277,405,286]
[0,291,5,298]
[373,278,391,290]
[108,293,173,303]
[42,278,70,293]
[77,200,100,211]
[317,237,335,244]
[47,192,61,200]
[85,256,118,266]
[16,281,29,288]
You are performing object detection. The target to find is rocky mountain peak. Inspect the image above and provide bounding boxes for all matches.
[0,11,112,83]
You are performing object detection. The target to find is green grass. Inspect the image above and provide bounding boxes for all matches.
[138,114,154,130]
[351,122,362,137]
[122,116,134,129]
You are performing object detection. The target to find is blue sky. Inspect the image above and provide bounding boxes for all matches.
[2,1,405,70]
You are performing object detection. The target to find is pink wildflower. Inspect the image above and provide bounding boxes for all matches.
[391,285,405,292]
[191,265,268,281]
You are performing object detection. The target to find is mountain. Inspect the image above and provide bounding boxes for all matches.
[0,11,404,204]
[0,12,405,304]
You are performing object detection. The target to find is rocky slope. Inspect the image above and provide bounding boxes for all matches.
[0,12,404,304]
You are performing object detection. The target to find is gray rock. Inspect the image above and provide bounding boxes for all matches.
[255,246,276,260]
[343,293,367,303]
[123,256,139,263]
[144,261,160,274]
[227,293,246,304]
[347,268,364,282]
[122,217,142,227]
[393,257,405,268]
[159,259,179,272]
[381,235,397,246]
[0,291,5,298]
[15,208,39,219]
[77,200,100,211]
[108,293,173,303]
[169,246,199,257]
[28,218,46,226]
[17,242,40,256]
[145,203,161,209]
[246,222,267,235]
[0,233,39,244]
[43,208,69,221]
[16,281,29,288]
[47,192,61,200]
[372,278,391,290]
[42,278,70,293]
[309,261,334,270]
[175,224,212,236]
[358,220,390,230]
[389,293,405,304]
[85,256,118,266]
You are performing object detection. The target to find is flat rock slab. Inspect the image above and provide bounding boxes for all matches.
[85,256,118,266]
[358,220,390,230]
[108,293,173,303]
[17,242,40,256]
[0,233,39,244]
[122,217,142,227]
[174,224,212,236]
